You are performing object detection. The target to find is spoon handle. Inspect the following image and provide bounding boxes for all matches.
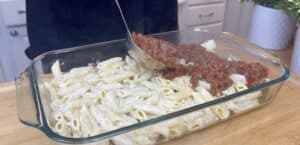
[114,0,132,38]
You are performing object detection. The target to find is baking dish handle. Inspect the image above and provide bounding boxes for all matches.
[15,67,41,128]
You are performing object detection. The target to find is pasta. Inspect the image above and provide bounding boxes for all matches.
[46,45,265,145]
[201,39,216,52]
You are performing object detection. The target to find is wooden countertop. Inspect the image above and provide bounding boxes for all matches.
[1,78,300,145]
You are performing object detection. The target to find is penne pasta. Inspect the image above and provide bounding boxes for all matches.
[54,120,70,137]
[46,55,264,144]
[51,60,62,79]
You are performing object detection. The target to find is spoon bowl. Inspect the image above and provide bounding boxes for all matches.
[114,0,167,70]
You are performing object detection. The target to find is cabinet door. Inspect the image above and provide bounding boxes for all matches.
[7,26,30,76]
[178,0,189,30]
[223,1,254,37]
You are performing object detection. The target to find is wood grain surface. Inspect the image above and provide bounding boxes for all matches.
[0,78,300,145]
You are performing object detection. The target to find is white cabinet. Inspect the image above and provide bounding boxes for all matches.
[187,3,225,26]
[7,26,30,75]
[0,0,29,82]
[223,1,255,38]
[178,0,226,32]
[0,0,26,26]
[0,25,30,81]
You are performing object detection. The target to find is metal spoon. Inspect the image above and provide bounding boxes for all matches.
[114,0,166,70]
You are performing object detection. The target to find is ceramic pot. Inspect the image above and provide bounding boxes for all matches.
[248,4,296,50]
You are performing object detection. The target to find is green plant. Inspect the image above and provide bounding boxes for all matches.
[241,0,280,8]
[276,0,300,23]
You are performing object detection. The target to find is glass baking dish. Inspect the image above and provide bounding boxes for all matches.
[16,29,289,145]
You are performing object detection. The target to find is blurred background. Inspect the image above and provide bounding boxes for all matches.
[0,0,298,82]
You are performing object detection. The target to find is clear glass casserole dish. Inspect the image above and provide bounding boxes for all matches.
[16,29,289,145]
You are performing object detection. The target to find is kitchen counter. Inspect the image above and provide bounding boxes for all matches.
[1,77,300,145]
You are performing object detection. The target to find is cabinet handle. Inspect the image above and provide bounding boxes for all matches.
[18,10,26,14]
[10,30,19,37]
[198,12,214,18]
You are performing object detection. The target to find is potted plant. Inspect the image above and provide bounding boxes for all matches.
[276,0,300,76]
[243,0,297,50]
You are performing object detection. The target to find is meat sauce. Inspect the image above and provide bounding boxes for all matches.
[132,33,268,96]
[132,33,178,68]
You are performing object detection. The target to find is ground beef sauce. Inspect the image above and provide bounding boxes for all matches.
[132,33,178,68]
[132,33,269,96]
